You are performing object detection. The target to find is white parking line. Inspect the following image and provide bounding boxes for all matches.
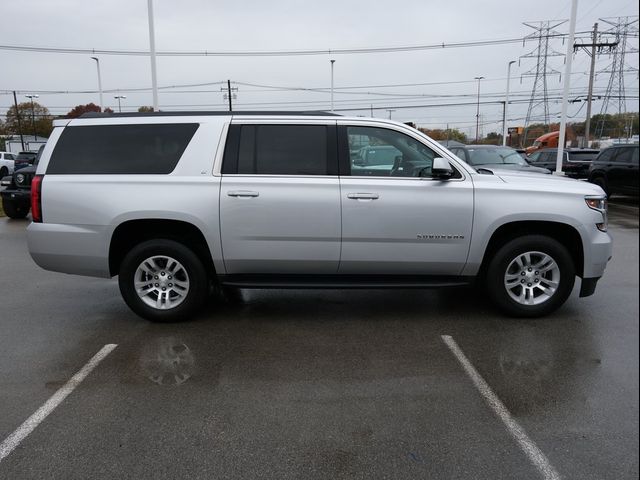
[0,343,117,463]
[441,335,561,480]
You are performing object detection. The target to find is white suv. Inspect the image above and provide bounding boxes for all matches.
[26,112,612,322]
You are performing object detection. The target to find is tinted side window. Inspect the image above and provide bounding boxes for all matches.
[6,154,15,160]
[597,149,615,163]
[616,147,633,163]
[233,125,329,175]
[47,124,198,174]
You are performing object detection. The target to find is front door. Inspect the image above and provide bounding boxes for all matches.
[220,122,341,274]
[338,124,474,275]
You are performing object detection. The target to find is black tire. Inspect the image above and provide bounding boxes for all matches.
[2,198,29,219]
[0,167,8,178]
[118,239,209,322]
[591,177,610,198]
[485,235,575,317]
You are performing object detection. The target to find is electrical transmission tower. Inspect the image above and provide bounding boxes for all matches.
[594,16,639,140]
[520,20,566,145]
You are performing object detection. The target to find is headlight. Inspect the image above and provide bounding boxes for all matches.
[585,195,608,232]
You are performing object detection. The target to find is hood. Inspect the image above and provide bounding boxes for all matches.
[477,164,551,175]
[491,171,606,196]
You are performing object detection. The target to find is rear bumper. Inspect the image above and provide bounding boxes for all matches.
[27,222,111,278]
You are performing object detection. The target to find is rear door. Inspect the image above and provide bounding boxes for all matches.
[219,121,341,274]
[337,123,473,275]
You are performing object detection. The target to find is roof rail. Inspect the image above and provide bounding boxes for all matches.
[78,110,340,119]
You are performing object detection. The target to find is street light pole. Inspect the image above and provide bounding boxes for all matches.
[90,57,104,110]
[114,95,126,113]
[330,59,335,112]
[147,0,159,111]
[502,61,516,146]
[474,76,484,143]
[25,94,39,142]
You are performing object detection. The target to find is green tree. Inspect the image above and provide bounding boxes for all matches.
[418,127,467,143]
[4,102,53,138]
[138,106,154,113]
[65,103,113,118]
[482,132,502,145]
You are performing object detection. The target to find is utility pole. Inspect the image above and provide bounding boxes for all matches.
[330,59,335,112]
[386,109,396,119]
[474,76,484,143]
[574,22,618,146]
[221,80,238,111]
[12,91,25,151]
[370,104,374,117]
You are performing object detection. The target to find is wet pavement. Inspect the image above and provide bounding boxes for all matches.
[0,209,637,479]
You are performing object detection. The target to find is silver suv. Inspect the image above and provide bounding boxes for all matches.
[26,112,612,322]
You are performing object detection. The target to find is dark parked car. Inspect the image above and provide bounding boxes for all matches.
[527,148,599,178]
[1,146,44,218]
[448,145,550,174]
[14,151,38,170]
[588,144,639,197]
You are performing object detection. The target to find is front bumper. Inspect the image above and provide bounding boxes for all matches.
[1,188,30,202]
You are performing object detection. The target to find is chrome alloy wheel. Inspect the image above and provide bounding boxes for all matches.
[134,256,190,310]
[503,251,560,306]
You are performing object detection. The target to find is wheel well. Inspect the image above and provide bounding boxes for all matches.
[480,221,584,277]
[109,219,216,277]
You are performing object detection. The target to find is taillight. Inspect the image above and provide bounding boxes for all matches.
[31,174,43,223]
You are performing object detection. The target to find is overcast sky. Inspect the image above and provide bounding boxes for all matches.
[1,0,638,137]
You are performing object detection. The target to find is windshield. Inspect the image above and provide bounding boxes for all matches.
[466,147,528,166]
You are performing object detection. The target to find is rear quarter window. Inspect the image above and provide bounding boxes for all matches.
[47,123,199,174]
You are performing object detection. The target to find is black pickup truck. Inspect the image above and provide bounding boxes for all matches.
[1,146,43,219]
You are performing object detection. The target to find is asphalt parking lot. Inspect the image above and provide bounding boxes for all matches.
[0,207,638,480]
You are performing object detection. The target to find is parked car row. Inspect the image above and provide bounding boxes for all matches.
[433,141,638,198]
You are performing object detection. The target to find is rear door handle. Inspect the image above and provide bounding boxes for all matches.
[227,190,259,198]
[347,193,379,200]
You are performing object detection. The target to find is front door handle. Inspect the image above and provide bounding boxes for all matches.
[347,193,379,200]
[227,190,259,198]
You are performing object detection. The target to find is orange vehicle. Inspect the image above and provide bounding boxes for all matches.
[526,131,559,155]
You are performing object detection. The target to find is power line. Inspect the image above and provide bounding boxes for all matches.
[0,31,598,57]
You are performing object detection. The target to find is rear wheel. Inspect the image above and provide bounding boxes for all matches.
[2,198,29,219]
[485,235,575,317]
[118,239,208,322]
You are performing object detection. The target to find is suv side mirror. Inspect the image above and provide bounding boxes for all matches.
[432,157,453,179]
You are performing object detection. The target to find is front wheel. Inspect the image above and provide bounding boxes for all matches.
[485,235,575,317]
[118,239,209,322]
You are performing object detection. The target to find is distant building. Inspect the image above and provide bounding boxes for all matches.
[4,135,48,153]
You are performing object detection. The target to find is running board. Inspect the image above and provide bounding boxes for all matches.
[218,274,474,289]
